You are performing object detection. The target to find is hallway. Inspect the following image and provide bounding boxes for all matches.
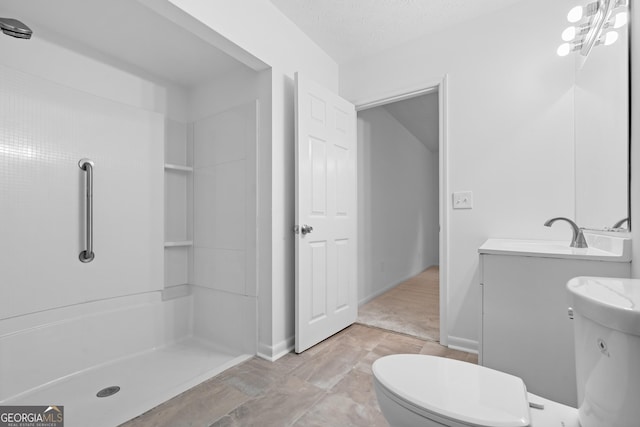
[357,266,440,341]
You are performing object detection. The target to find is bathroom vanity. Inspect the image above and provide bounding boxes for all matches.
[478,234,631,407]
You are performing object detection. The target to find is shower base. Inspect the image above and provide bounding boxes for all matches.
[3,337,251,427]
[0,291,254,427]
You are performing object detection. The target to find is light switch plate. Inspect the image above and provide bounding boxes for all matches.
[453,191,473,209]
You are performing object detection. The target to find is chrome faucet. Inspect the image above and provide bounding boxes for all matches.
[611,217,629,229]
[544,217,588,248]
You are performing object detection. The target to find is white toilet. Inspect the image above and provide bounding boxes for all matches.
[372,276,640,427]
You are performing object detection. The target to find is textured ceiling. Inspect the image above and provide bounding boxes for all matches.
[269,0,526,63]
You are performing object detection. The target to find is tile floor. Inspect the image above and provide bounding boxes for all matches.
[120,324,477,427]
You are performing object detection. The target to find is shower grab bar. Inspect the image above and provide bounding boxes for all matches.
[78,159,95,263]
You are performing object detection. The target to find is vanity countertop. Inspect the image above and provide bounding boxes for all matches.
[478,234,631,262]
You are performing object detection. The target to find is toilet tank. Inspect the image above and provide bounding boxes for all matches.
[567,277,640,427]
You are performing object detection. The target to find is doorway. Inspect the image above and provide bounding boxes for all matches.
[355,80,448,344]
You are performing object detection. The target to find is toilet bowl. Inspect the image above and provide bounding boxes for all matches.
[372,276,640,427]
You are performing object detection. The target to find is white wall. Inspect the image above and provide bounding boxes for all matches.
[358,107,439,303]
[342,0,577,347]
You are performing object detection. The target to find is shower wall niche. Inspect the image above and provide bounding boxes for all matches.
[164,119,193,289]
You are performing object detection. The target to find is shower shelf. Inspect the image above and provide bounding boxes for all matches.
[164,240,193,248]
[164,163,193,172]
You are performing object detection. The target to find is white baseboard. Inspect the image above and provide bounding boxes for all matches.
[447,335,478,354]
[358,281,399,306]
[257,336,294,362]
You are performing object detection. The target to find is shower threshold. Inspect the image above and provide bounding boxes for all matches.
[2,337,251,427]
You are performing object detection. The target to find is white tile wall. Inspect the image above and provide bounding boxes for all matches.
[194,247,245,295]
[213,160,246,250]
[193,110,247,168]
[164,247,189,287]
[165,119,188,165]
[193,167,217,247]
[165,172,189,242]
[0,64,164,320]
[192,103,256,297]
[192,285,257,355]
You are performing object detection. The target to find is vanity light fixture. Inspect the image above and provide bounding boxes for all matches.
[557,0,628,57]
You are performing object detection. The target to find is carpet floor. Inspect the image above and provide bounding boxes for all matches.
[356,266,440,341]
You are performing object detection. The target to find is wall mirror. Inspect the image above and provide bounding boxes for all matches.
[571,0,630,231]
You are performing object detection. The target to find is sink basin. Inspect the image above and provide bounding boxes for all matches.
[478,233,631,262]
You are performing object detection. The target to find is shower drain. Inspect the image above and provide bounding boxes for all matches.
[96,386,121,398]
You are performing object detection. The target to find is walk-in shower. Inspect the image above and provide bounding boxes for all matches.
[0,17,32,39]
[0,2,262,426]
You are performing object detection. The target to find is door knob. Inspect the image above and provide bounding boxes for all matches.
[301,224,313,235]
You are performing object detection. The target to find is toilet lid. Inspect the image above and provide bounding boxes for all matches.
[373,354,530,427]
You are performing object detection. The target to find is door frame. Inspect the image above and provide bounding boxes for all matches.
[354,75,449,346]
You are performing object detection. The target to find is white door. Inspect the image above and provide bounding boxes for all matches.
[295,73,357,353]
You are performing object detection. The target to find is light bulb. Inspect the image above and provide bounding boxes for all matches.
[557,43,571,56]
[562,26,577,41]
[613,11,628,28]
[604,31,619,45]
[567,5,583,23]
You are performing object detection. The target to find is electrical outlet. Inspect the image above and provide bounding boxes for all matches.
[453,191,473,209]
